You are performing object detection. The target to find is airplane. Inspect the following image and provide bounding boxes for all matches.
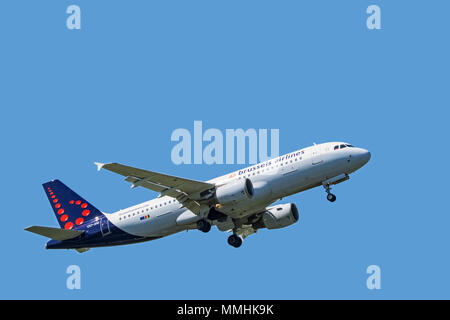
[25,142,370,252]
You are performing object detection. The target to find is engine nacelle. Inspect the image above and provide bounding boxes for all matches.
[255,203,299,230]
[215,178,254,205]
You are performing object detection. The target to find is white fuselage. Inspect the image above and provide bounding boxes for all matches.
[106,142,370,238]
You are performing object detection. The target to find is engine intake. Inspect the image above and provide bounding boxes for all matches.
[254,203,299,230]
[215,178,254,206]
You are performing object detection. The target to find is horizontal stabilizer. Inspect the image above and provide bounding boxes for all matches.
[25,226,84,241]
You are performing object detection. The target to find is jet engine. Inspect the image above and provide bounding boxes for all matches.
[215,178,254,206]
[254,203,299,230]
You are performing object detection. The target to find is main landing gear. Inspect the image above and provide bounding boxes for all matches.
[199,211,243,248]
[197,219,211,233]
[324,184,337,202]
[227,234,243,248]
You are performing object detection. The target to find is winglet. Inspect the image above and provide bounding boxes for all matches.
[94,162,105,171]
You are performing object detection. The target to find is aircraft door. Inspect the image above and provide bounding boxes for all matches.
[311,147,324,165]
[100,217,111,236]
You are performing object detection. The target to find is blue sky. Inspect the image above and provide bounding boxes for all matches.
[1,0,449,299]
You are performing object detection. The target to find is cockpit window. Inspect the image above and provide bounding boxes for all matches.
[334,145,339,150]
[340,144,347,149]
[346,144,354,148]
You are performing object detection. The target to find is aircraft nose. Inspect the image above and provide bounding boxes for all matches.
[362,149,371,164]
[356,148,371,166]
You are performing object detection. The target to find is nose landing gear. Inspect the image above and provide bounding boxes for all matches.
[322,173,349,202]
[326,193,336,202]
[323,184,337,202]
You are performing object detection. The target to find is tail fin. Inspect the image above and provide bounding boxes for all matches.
[43,180,104,230]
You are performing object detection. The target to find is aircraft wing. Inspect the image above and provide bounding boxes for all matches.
[95,162,215,214]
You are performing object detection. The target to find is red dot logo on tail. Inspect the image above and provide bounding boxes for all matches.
[64,222,74,230]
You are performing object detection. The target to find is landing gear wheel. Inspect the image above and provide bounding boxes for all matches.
[197,220,211,233]
[323,183,337,203]
[227,234,242,248]
[327,193,336,202]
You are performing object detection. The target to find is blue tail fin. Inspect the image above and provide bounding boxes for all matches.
[43,180,104,230]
